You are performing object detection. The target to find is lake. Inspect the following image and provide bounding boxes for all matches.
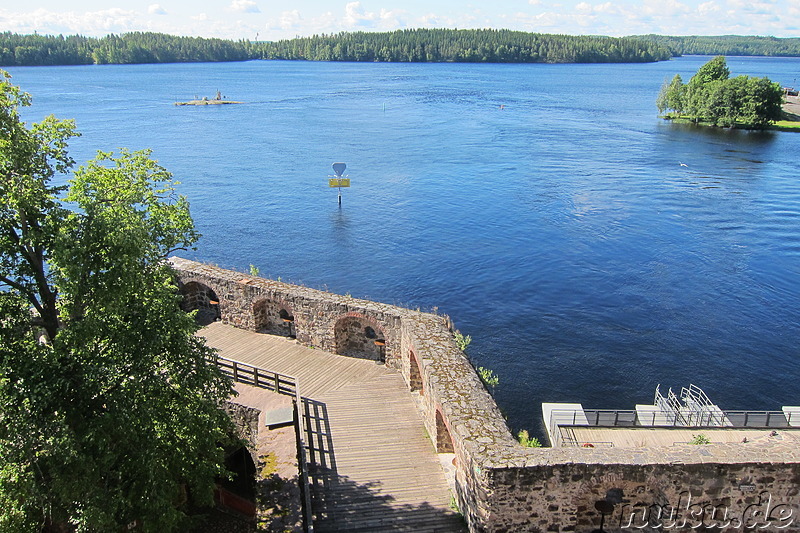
[7,56,800,436]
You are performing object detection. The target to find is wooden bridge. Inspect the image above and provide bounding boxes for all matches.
[201,322,465,533]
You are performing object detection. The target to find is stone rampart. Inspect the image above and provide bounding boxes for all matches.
[171,257,800,532]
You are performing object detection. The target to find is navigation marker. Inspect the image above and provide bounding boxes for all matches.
[328,162,350,205]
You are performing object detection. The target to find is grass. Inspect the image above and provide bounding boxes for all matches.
[770,120,800,131]
[660,113,800,132]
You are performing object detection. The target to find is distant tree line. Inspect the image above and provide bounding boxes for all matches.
[656,56,784,129]
[1,30,671,66]
[635,34,800,57]
[4,30,800,67]
[0,31,251,66]
[255,29,672,63]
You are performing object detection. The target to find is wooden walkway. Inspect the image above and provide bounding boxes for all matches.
[201,322,465,533]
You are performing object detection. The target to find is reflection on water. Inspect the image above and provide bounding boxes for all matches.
[330,206,351,247]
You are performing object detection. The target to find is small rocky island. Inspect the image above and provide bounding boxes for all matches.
[175,91,243,106]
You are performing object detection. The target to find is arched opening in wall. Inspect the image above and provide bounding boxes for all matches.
[215,446,257,517]
[435,410,455,453]
[253,298,293,337]
[334,316,386,362]
[179,281,220,325]
[409,349,423,394]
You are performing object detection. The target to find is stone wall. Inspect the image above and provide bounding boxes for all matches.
[171,258,800,533]
[481,445,800,532]
[224,401,261,461]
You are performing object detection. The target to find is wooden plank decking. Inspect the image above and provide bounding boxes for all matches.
[201,322,465,533]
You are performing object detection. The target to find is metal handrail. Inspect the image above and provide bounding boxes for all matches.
[211,354,314,533]
[551,408,796,429]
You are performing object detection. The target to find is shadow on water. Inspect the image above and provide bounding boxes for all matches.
[300,398,466,532]
[663,121,778,145]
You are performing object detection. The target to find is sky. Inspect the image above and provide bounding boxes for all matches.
[1,0,799,41]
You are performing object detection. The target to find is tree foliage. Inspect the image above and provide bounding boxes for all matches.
[634,34,800,57]
[0,31,252,66]
[5,31,800,67]
[257,29,673,63]
[0,29,673,66]
[0,70,235,532]
[657,56,783,129]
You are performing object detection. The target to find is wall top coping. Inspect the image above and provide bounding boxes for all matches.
[170,256,423,319]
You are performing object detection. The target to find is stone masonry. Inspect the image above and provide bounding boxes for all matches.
[171,257,800,533]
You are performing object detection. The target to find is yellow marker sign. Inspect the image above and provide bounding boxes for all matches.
[329,178,350,188]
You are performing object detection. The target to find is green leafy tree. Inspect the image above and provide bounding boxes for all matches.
[656,77,670,114]
[659,56,783,129]
[690,55,730,86]
[740,76,784,128]
[685,56,730,120]
[657,74,686,115]
[0,70,235,532]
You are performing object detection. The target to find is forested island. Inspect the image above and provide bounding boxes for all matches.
[2,30,800,67]
[657,56,785,129]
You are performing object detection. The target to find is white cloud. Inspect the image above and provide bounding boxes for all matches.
[0,8,139,36]
[343,2,376,26]
[2,0,800,42]
[419,12,457,27]
[272,10,302,31]
[697,1,720,15]
[230,0,260,14]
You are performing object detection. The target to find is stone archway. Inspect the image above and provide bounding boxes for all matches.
[435,409,454,453]
[252,298,294,337]
[409,349,423,393]
[333,315,386,362]
[179,281,220,325]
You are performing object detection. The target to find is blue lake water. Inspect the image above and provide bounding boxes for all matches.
[7,56,800,436]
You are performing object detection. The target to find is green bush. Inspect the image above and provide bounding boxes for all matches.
[518,430,542,448]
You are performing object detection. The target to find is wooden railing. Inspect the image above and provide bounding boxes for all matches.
[214,356,298,396]
[211,354,315,533]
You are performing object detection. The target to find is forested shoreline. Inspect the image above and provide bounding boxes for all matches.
[2,29,800,67]
[0,32,251,65]
[635,34,800,58]
[258,29,671,63]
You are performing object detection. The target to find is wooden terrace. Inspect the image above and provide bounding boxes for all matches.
[201,322,465,533]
